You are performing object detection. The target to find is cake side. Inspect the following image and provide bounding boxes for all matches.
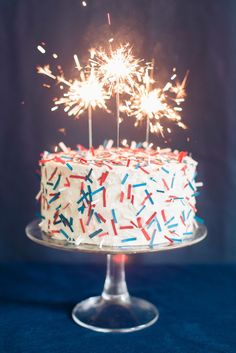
[38,147,199,247]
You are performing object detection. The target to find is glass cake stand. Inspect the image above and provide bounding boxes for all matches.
[26,219,207,333]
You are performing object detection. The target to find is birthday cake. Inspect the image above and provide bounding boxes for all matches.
[38,146,201,247]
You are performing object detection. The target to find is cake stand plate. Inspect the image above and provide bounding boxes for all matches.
[26,220,207,333]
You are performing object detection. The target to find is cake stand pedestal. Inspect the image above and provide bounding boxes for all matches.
[26,220,207,333]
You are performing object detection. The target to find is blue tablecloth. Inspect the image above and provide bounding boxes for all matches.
[0,263,235,353]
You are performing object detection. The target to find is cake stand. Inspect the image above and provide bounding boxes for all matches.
[26,220,207,333]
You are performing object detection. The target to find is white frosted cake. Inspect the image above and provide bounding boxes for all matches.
[38,146,200,247]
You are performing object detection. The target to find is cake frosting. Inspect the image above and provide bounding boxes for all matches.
[38,146,201,247]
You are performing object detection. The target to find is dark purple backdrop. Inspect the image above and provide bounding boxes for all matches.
[0,0,235,263]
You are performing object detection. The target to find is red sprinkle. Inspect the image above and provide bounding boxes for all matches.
[97,213,106,223]
[127,184,132,199]
[103,188,107,207]
[146,211,157,225]
[49,167,58,181]
[111,219,118,235]
[120,225,134,230]
[79,219,86,233]
[64,177,70,187]
[141,228,151,241]
[162,178,169,190]
[178,151,188,163]
[70,175,85,180]
[161,209,167,222]
[120,191,124,203]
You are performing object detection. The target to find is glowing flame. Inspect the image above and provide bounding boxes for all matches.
[91,44,143,94]
[123,67,188,137]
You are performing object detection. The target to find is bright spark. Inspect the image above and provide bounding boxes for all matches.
[92,44,143,94]
[37,45,46,54]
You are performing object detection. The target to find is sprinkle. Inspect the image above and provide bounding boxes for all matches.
[142,190,154,205]
[121,237,137,243]
[127,184,132,199]
[131,195,134,205]
[79,219,86,233]
[188,180,195,191]
[111,219,118,235]
[99,171,109,185]
[171,173,176,188]
[146,211,157,225]
[133,183,147,188]
[70,175,85,180]
[139,166,150,174]
[170,238,182,242]
[161,167,169,174]
[120,191,125,203]
[53,174,61,190]
[99,232,109,237]
[150,229,157,247]
[95,212,102,223]
[194,216,204,224]
[64,177,70,187]
[156,189,165,193]
[103,188,106,207]
[89,228,103,238]
[49,192,60,204]
[178,151,188,163]
[66,163,73,171]
[126,159,131,167]
[91,186,104,196]
[186,209,192,220]
[183,232,193,235]
[96,213,106,223]
[165,216,175,226]
[161,209,167,222]
[60,229,70,239]
[136,205,146,216]
[120,225,134,230]
[112,209,118,223]
[86,209,94,225]
[49,167,58,181]
[162,178,169,190]
[164,235,174,243]
[167,223,178,229]
[35,212,45,219]
[86,168,93,183]
[180,215,186,226]
[141,228,151,241]
[121,173,129,185]
[156,218,162,231]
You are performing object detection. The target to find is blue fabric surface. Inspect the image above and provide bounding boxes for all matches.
[0,263,235,353]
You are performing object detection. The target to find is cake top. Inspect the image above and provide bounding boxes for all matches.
[39,146,197,171]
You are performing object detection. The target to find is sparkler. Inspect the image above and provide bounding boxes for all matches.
[37,54,110,149]
[123,66,188,145]
[91,44,143,147]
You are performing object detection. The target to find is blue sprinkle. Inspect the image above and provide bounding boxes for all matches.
[155,218,162,231]
[121,237,137,243]
[171,173,176,188]
[149,229,157,247]
[167,223,178,229]
[66,163,73,171]
[91,186,104,196]
[150,177,157,183]
[53,174,61,190]
[121,173,129,185]
[188,181,195,191]
[136,205,146,216]
[191,192,200,197]
[165,216,175,226]
[135,163,140,170]
[89,228,103,238]
[49,192,60,204]
[156,189,165,193]
[182,211,185,221]
[186,209,192,220]
[60,229,70,239]
[145,189,154,205]
[183,232,193,235]
[161,167,169,174]
[171,238,182,242]
[133,183,147,188]
[147,218,156,229]
[35,212,45,219]
[194,216,204,224]
[56,204,61,210]
[112,209,118,223]
[95,212,102,223]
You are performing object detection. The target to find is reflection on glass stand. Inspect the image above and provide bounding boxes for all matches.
[26,220,207,333]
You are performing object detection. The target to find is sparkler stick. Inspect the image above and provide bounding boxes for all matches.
[88,103,93,148]
[92,44,142,147]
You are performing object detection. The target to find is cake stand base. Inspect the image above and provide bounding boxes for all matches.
[26,220,207,333]
[72,295,158,333]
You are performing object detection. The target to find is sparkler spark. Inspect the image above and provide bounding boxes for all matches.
[123,67,188,143]
[91,43,143,147]
[37,54,110,148]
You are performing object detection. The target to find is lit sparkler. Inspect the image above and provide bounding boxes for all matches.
[124,66,188,145]
[91,44,143,147]
[37,54,110,148]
